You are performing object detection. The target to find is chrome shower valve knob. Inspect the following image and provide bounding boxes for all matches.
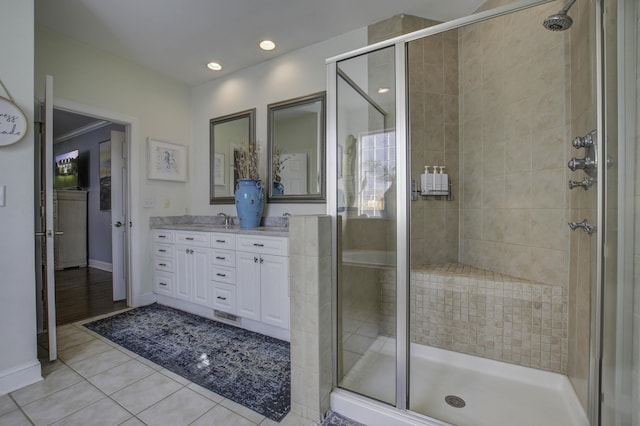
[572,133,594,149]
[568,177,594,190]
[568,219,596,235]
[568,156,596,172]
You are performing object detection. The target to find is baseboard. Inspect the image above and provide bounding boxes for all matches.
[88,259,112,272]
[0,360,42,396]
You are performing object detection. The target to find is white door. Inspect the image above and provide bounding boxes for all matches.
[44,75,57,360]
[279,153,307,195]
[110,130,127,301]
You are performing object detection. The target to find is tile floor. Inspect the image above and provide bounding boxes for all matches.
[0,310,313,426]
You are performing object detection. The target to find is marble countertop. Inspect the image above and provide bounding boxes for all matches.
[150,215,289,237]
[151,223,288,237]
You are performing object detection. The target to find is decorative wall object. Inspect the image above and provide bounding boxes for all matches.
[99,140,111,211]
[147,138,187,182]
[0,80,27,147]
[213,153,225,185]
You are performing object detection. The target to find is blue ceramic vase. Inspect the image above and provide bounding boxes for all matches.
[235,179,264,228]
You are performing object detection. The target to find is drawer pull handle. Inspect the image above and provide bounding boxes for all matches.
[158,249,167,252]
[159,263,167,266]
[159,282,167,286]
[253,243,264,247]
[185,237,194,240]
[216,273,226,277]
[158,235,166,238]
[217,296,227,300]
[215,239,226,243]
[215,256,226,260]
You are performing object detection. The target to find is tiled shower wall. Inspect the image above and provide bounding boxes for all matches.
[459,0,571,288]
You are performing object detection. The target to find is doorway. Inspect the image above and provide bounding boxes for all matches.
[36,105,131,330]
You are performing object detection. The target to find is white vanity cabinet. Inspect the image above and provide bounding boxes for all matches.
[153,230,175,297]
[236,235,290,330]
[151,226,290,339]
[174,231,210,306]
[210,233,237,314]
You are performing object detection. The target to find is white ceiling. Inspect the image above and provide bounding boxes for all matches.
[35,0,485,88]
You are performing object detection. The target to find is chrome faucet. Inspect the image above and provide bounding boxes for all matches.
[217,212,232,226]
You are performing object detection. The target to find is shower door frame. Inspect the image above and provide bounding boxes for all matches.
[327,0,605,421]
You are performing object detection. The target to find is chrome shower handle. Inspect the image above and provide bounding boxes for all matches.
[568,156,596,172]
[568,177,594,190]
[568,219,596,235]
[572,133,594,149]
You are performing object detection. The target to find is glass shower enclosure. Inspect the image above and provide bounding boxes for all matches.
[327,0,638,424]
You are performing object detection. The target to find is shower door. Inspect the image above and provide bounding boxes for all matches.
[333,45,407,407]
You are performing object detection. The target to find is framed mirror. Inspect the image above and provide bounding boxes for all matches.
[209,108,256,204]
[267,92,326,203]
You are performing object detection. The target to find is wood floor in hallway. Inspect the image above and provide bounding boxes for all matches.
[54,267,127,325]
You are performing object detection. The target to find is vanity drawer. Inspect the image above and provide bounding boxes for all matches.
[154,243,174,258]
[153,229,174,243]
[175,231,210,247]
[211,249,235,267]
[211,282,236,314]
[154,271,174,297]
[236,235,288,256]
[210,265,236,285]
[154,256,174,272]
[211,233,236,250]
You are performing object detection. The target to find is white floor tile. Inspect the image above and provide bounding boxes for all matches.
[87,359,155,394]
[67,348,132,377]
[260,412,314,426]
[10,365,84,406]
[110,372,183,414]
[219,398,266,424]
[0,409,32,426]
[159,368,191,385]
[57,338,113,364]
[21,381,104,426]
[187,382,225,403]
[49,397,132,426]
[137,387,215,426]
[191,405,256,426]
[56,330,95,352]
[0,394,17,417]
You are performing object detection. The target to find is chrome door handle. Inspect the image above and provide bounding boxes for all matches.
[114,221,123,227]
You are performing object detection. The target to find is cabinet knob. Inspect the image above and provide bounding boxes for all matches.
[254,256,259,263]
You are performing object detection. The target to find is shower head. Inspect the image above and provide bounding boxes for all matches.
[543,0,577,31]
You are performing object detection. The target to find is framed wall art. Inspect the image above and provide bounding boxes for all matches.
[147,138,187,182]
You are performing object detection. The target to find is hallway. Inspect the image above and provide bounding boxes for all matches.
[54,267,126,326]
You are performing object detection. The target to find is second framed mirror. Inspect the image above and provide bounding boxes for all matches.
[267,92,326,203]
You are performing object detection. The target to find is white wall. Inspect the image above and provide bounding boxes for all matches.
[35,27,193,305]
[190,28,367,217]
[0,0,42,394]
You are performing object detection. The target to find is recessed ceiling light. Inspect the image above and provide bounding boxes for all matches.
[259,40,276,51]
[378,87,390,94]
[207,62,222,71]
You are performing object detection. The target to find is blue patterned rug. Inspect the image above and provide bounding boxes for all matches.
[83,303,290,422]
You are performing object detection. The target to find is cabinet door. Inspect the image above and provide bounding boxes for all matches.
[236,251,261,321]
[260,254,290,330]
[175,246,191,301]
[191,247,210,306]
